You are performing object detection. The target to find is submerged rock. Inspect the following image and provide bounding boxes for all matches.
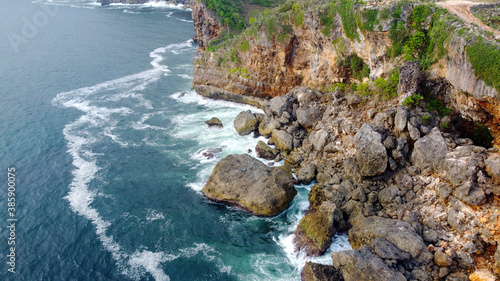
[233,110,259,136]
[202,154,296,216]
[205,117,223,127]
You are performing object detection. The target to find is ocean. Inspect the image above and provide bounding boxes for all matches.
[0,1,349,280]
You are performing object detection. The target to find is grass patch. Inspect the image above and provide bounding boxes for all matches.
[337,0,359,41]
[362,8,379,31]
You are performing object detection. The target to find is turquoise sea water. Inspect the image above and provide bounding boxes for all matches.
[0,1,349,280]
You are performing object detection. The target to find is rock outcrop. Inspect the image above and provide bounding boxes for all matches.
[354,124,388,177]
[233,110,259,135]
[205,117,223,127]
[202,154,296,216]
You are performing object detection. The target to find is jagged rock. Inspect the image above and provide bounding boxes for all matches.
[354,124,388,177]
[408,122,420,140]
[398,60,423,95]
[296,163,316,185]
[309,129,329,151]
[343,158,362,184]
[446,273,469,281]
[205,117,223,127]
[255,140,279,160]
[434,251,453,267]
[395,107,408,132]
[349,216,426,259]
[485,153,500,183]
[301,262,344,281]
[383,135,396,150]
[331,247,406,281]
[378,185,402,208]
[494,245,500,275]
[423,228,439,244]
[202,154,296,216]
[297,107,322,130]
[234,110,258,136]
[272,129,294,153]
[469,269,497,281]
[443,146,481,187]
[455,250,475,268]
[371,238,410,261]
[269,95,292,116]
[295,201,341,256]
[411,127,448,171]
[258,115,280,137]
[454,182,486,206]
[412,268,430,281]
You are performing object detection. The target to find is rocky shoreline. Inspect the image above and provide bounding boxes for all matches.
[197,65,500,280]
[189,0,500,280]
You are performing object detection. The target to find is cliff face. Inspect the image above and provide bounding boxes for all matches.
[191,0,221,48]
[193,7,394,98]
[431,36,499,146]
[191,1,500,146]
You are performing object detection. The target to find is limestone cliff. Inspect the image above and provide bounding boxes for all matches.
[191,0,500,147]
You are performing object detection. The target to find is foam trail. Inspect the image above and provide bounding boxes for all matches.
[52,40,196,280]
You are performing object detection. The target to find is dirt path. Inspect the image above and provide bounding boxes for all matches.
[437,0,500,38]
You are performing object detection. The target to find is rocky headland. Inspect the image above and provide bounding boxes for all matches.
[190,0,500,280]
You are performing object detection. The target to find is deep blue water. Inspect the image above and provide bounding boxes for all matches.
[0,1,349,280]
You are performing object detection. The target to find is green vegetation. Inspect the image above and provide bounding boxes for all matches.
[472,123,494,148]
[379,7,390,20]
[339,54,370,80]
[471,6,500,31]
[440,122,451,130]
[373,68,399,100]
[402,31,426,61]
[363,9,379,31]
[291,3,304,27]
[337,0,359,41]
[421,115,431,123]
[466,38,500,92]
[239,40,250,52]
[203,0,246,30]
[411,5,431,30]
[402,94,423,108]
[320,2,336,36]
[425,99,451,118]
[229,67,251,78]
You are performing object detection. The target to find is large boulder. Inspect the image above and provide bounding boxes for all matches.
[255,140,279,160]
[202,154,296,216]
[296,163,316,185]
[331,247,407,281]
[354,124,388,177]
[301,262,344,281]
[294,201,341,256]
[272,129,294,153]
[233,110,259,136]
[411,127,448,172]
[308,129,329,151]
[297,107,322,130]
[269,95,293,116]
[349,216,426,259]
